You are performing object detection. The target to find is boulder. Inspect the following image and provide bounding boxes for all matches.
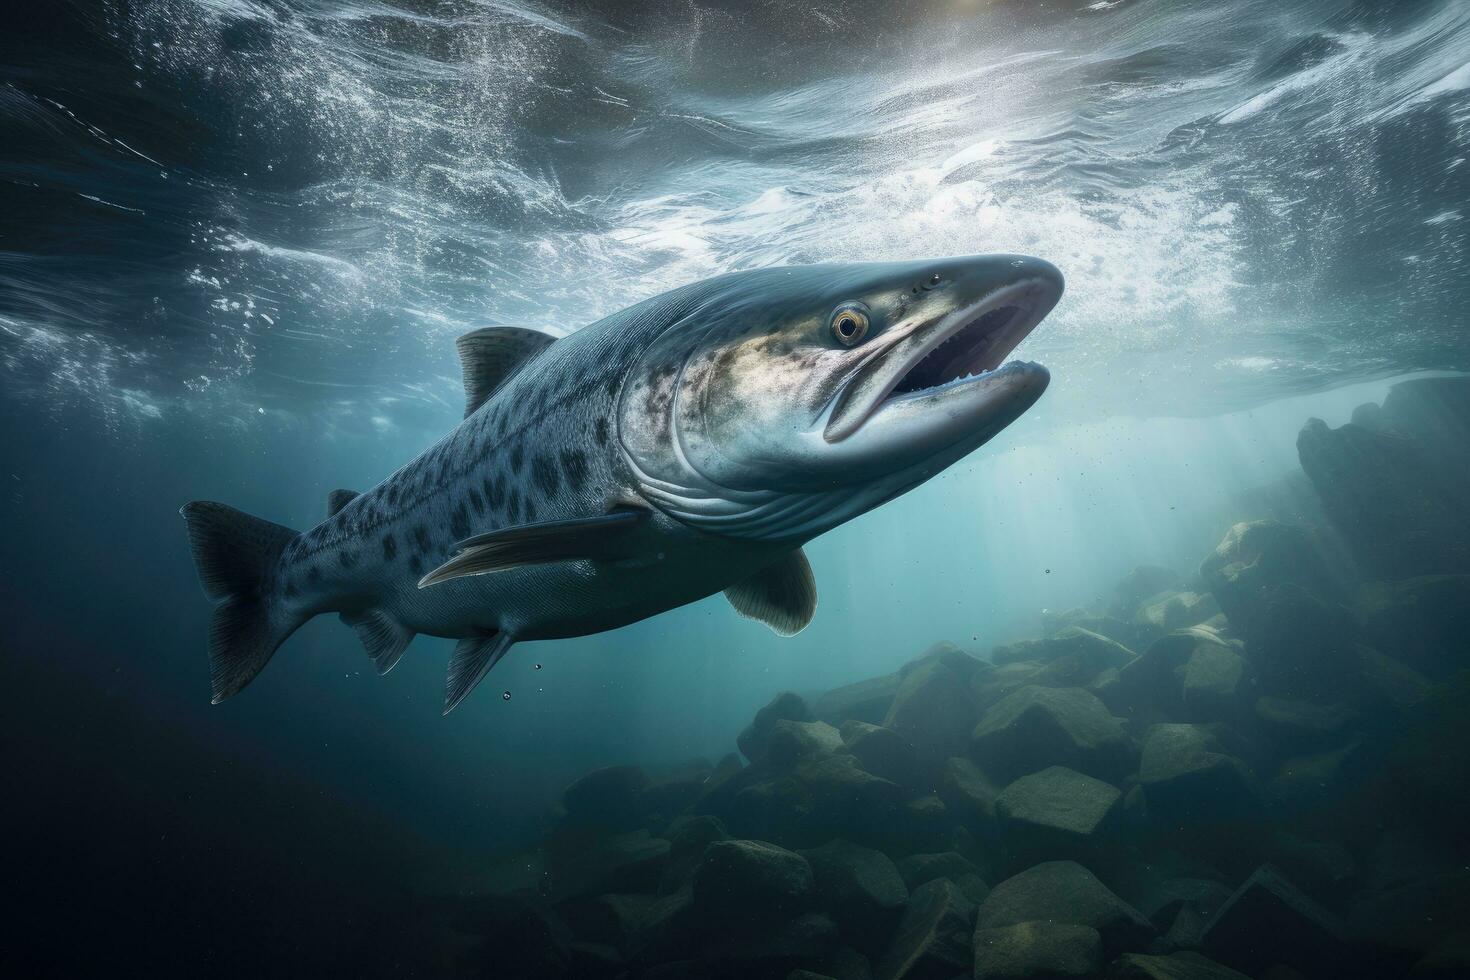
[973,661,1049,712]
[547,828,670,899]
[1112,565,1184,620]
[702,912,841,970]
[1299,413,1470,578]
[1108,951,1250,979]
[1032,628,1141,689]
[972,686,1133,783]
[1198,520,1348,638]
[801,839,909,944]
[1136,877,1235,933]
[873,878,976,980]
[1266,738,1370,814]
[1253,697,1356,751]
[658,813,729,895]
[739,692,814,763]
[1265,832,1357,901]
[938,755,1002,828]
[555,892,653,947]
[816,673,904,727]
[1175,641,1250,723]
[627,887,701,964]
[884,655,981,767]
[1348,870,1470,957]
[1359,575,1470,677]
[896,851,987,896]
[1137,724,1260,824]
[899,641,987,681]
[976,861,1156,956]
[725,754,903,848]
[562,765,651,831]
[460,894,573,979]
[840,722,920,787]
[1135,591,1221,643]
[1199,864,1348,975]
[1041,607,1142,650]
[1236,582,1364,702]
[972,921,1102,979]
[767,720,845,768]
[995,766,1122,862]
[691,839,813,922]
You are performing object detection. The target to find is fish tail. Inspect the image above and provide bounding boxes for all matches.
[180,501,305,704]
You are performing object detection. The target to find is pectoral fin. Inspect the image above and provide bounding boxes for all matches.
[724,548,817,636]
[417,509,649,588]
[444,633,516,714]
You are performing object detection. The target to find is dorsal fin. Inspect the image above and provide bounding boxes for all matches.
[455,327,557,417]
[326,489,359,517]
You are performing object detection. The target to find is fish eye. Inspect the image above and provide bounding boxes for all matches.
[829,304,870,346]
[923,272,943,290]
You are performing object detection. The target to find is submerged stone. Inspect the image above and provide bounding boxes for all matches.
[972,921,1102,979]
[1110,951,1251,979]
[873,878,976,980]
[816,673,904,727]
[691,839,813,922]
[976,861,1155,956]
[1137,723,1260,824]
[801,838,909,943]
[995,765,1121,861]
[1200,864,1348,975]
[739,692,814,763]
[972,685,1133,783]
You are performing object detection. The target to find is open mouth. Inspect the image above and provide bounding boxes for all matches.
[823,277,1061,442]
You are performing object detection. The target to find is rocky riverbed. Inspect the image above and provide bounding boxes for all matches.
[429,378,1470,980]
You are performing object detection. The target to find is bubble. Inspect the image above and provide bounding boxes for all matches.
[502,690,511,701]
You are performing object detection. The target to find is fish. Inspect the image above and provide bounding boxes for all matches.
[181,254,1064,712]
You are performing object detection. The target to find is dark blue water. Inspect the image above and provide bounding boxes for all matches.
[3,0,1469,977]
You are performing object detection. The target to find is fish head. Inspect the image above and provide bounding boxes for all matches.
[618,254,1063,541]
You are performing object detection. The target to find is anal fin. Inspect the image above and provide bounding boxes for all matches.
[444,633,516,714]
[341,610,415,675]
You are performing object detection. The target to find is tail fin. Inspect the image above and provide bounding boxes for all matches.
[180,501,303,704]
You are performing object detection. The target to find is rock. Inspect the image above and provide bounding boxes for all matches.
[1382,673,1470,840]
[884,794,954,857]
[723,754,903,846]
[1348,869,1470,956]
[1136,591,1221,642]
[1199,864,1348,975]
[789,971,840,980]
[1136,878,1235,932]
[1198,520,1348,638]
[818,945,876,980]
[873,878,976,980]
[973,661,1049,712]
[627,887,701,964]
[1253,697,1356,750]
[1102,628,1229,723]
[1357,644,1432,713]
[896,851,986,893]
[976,861,1156,956]
[556,892,653,946]
[568,940,624,977]
[1137,724,1260,824]
[1266,738,1370,814]
[547,828,670,899]
[1113,565,1184,619]
[703,912,841,970]
[562,765,651,831]
[884,655,981,767]
[1411,931,1470,979]
[1042,607,1142,649]
[1175,641,1250,723]
[938,756,1002,827]
[972,686,1134,783]
[899,641,987,681]
[461,894,572,979]
[1265,832,1356,900]
[1032,628,1141,689]
[816,674,904,727]
[840,722,920,787]
[1299,413,1470,578]
[658,814,729,895]
[995,766,1122,862]
[1359,575,1470,677]
[1237,582,1364,702]
[739,692,814,763]
[768,720,845,768]
[691,839,813,922]
[972,921,1102,979]
[801,839,909,944]
[1109,951,1250,979]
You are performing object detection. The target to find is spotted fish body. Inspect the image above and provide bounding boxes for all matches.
[182,256,1064,712]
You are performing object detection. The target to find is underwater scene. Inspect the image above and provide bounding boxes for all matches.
[3,0,1470,977]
